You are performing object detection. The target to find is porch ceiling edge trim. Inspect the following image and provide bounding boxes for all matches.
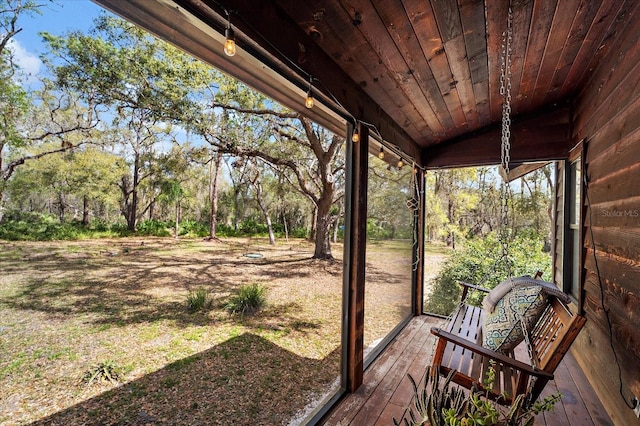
[422,106,572,169]
[91,0,345,138]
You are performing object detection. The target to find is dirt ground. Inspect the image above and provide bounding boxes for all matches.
[0,237,448,425]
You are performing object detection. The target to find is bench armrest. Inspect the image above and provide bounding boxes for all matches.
[458,281,490,301]
[458,281,491,293]
[430,327,554,380]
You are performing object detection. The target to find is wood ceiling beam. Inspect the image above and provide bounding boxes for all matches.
[500,162,551,182]
[422,106,572,169]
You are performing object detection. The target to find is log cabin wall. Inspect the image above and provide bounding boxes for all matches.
[571,2,640,424]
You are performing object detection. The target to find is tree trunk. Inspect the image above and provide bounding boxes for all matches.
[313,192,334,259]
[254,180,275,245]
[175,201,180,239]
[233,188,240,230]
[208,152,222,239]
[0,192,5,223]
[128,153,140,232]
[82,194,89,226]
[310,207,317,241]
[282,210,289,242]
[148,199,155,220]
[58,192,66,222]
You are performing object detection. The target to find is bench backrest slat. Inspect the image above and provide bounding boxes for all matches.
[530,297,585,372]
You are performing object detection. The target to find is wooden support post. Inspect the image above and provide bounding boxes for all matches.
[341,123,368,392]
[413,169,426,315]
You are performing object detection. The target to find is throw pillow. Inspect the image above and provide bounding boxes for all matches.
[482,285,548,354]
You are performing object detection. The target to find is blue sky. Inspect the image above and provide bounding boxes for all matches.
[11,0,106,80]
[8,1,212,149]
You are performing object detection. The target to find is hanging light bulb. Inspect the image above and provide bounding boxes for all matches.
[305,75,314,109]
[378,146,385,159]
[305,89,314,109]
[352,126,360,142]
[224,14,236,57]
[397,159,404,169]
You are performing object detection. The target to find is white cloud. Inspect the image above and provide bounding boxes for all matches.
[7,38,41,83]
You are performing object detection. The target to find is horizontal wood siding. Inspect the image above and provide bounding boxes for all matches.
[572,1,640,424]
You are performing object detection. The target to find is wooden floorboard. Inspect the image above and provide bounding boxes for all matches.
[536,379,572,425]
[321,315,614,426]
[350,318,435,425]
[552,355,596,426]
[322,317,429,425]
[563,351,614,426]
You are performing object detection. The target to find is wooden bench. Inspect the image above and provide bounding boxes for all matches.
[430,281,586,406]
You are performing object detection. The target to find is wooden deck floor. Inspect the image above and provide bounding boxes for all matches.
[321,315,613,425]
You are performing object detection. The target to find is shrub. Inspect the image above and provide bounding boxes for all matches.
[136,219,171,237]
[289,227,310,239]
[424,232,552,316]
[187,288,212,313]
[179,220,209,238]
[225,283,266,316]
[0,211,128,240]
[82,360,122,385]
[240,219,268,236]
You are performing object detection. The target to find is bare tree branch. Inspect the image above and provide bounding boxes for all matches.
[210,101,299,119]
[2,143,84,182]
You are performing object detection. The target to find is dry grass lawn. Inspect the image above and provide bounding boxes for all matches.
[0,237,448,425]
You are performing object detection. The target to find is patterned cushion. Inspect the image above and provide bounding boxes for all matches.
[482,285,548,354]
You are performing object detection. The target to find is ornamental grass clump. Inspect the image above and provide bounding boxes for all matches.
[186,287,212,313]
[225,283,266,316]
[82,360,122,385]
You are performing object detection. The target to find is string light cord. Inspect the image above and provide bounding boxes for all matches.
[315,74,416,171]
[356,118,423,171]
[583,158,635,410]
[210,1,421,171]
[224,3,356,121]
[207,1,311,78]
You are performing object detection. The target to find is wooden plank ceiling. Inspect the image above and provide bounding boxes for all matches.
[94,0,634,168]
[262,0,630,167]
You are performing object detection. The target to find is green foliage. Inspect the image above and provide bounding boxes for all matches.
[82,360,122,385]
[424,232,552,316]
[186,288,212,313]
[288,227,310,239]
[366,218,394,240]
[225,283,266,316]
[0,211,131,240]
[367,157,415,241]
[394,367,468,426]
[213,220,292,238]
[136,219,171,237]
[5,148,126,224]
[0,212,306,241]
[395,363,561,426]
[0,211,122,241]
[237,219,268,236]
[178,220,209,238]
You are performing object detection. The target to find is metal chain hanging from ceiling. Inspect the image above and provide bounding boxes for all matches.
[499,6,514,278]
[500,6,540,386]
